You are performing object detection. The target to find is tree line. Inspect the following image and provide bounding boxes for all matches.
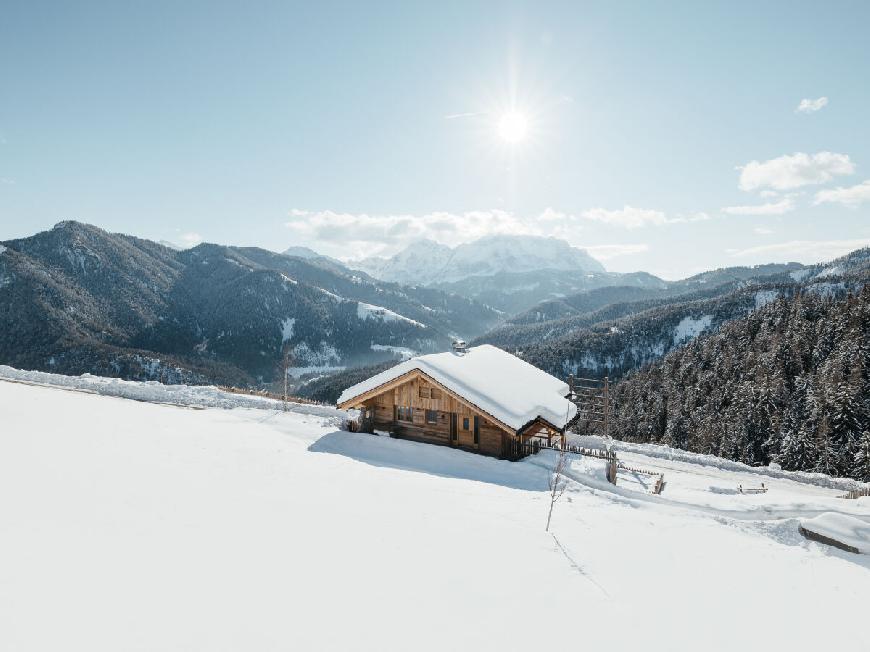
[612,285,870,481]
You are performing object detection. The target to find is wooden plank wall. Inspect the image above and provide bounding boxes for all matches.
[362,375,509,457]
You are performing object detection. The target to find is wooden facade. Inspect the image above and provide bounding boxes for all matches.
[338,369,564,459]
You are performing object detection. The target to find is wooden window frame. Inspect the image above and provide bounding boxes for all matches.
[430,388,442,400]
[397,406,413,422]
[419,387,430,399]
[425,409,438,424]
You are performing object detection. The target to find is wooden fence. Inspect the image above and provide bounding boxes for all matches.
[508,441,666,494]
[839,486,870,499]
[504,439,618,463]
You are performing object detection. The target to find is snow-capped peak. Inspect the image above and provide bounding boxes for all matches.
[349,235,605,286]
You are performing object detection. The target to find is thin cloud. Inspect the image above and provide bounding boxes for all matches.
[722,198,795,216]
[583,243,649,260]
[727,239,869,262]
[796,97,828,114]
[737,152,854,191]
[580,206,709,228]
[814,179,870,207]
[178,232,203,248]
[581,206,667,229]
[753,227,775,235]
[286,205,710,259]
[0,177,15,185]
[444,112,485,120]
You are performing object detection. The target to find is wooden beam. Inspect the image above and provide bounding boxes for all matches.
[338,368,517,437]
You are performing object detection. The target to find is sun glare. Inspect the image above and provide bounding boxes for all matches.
[496,110,529,144]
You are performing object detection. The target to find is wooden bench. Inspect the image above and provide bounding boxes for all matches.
[738,483,768,494]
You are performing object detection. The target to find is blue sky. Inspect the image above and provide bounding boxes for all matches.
[1,1,868,279]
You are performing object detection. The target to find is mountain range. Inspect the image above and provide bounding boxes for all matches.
[4,221,866,402]
[352,235,605,284]
[480,250,868,382]
[299,250,869,403]
[350,235,669,314]
[0,222,501,386]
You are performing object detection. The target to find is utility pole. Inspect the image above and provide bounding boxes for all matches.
[282,350,292,412]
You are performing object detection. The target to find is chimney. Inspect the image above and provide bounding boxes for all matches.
[452,339,467,354]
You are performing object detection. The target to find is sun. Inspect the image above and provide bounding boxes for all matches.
[496,110,529,144]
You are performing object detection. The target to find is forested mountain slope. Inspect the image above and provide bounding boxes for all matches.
[0,222,501,385]
[479,252,868,383]
[431,267,666,316]
[612,283,870,481]
[506,263,804,326]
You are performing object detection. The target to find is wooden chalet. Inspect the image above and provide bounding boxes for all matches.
[337,343,577,459]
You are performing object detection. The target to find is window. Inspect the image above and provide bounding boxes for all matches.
[397,406,413,422]
[419,387,430,399]
[430,388,442,400]
[463,417,470,431]
[473,416,479,445]
[426,410,438,424]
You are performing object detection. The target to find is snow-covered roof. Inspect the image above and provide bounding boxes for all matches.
[337,344,577,432]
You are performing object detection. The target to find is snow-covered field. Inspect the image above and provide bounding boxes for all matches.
[1,373,869,651]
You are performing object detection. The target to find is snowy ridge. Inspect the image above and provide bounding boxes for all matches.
[672,314,713,345]
[356,302,424,327]
[280,317,296,343]
[352,234,605,286]
[370,344,417,360]
[0,365,345,421]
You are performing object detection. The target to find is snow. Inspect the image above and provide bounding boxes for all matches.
[754,289,779,309]
[292,340,341,368]
[356,301,424,327]
[286,365,345,379]
[317,286,344,301]
[353,235,605,285]
[371,343,417,360]
[607,437,865,492]
[673,314,713,344]
[339,344,577,431]
[0,244,7,254]
[807,281,846,297]
[790,268,811,281]
[0,365,342,420]
[280,317,295,343]
[1,376,869,651]
[800,513,870,553]
[816,264,843,278]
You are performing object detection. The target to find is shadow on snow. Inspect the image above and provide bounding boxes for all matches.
[308,431,550,492]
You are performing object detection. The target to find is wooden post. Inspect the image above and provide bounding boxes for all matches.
[606,456,618,485]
